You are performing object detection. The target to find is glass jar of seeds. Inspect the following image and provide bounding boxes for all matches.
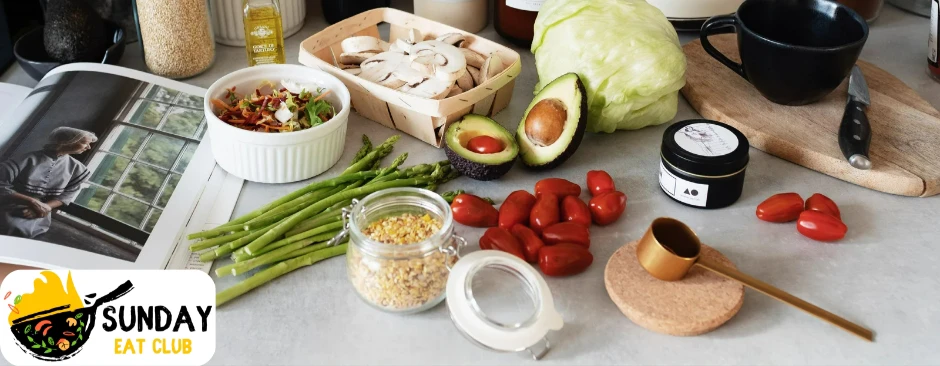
[344,188,465,314]
[134,0,216,79]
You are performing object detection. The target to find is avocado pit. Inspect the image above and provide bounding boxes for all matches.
[524,98,568,146]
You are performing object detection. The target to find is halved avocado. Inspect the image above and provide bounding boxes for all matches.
[516,73,587,170]
[444,114,519,181]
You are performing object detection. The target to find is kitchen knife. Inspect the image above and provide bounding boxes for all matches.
[839,66,872,170]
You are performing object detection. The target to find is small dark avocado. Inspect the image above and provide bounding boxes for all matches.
[43,0,109,63]
[516,73,588,170]
[444,114,519,181]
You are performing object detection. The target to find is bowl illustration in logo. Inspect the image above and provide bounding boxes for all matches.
[7,272,133,361]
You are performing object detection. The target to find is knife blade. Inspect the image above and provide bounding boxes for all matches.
[839,65,872,170]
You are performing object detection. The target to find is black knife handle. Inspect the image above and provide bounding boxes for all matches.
[838,100,872,170]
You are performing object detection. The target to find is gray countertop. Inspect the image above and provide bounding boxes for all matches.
[4,2,939,365]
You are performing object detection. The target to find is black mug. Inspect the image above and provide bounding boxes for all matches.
[700,0,869,105]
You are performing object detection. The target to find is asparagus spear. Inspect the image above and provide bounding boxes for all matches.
[342,135,399,174]
[218,232,339,277]
[282,209,343,243]
[272,239,348,263]
[189,229,254,252]
[242,177,430,255]
[235,221,343,261]
[241,185,346,231]
[216,243,348,306]
[351,135,372,165]
[199,221,281,262]
[440,190,465,204]
[188,170,379,240]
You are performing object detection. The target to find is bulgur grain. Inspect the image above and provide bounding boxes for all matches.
[348,213,454,311]
[136,0,215,79]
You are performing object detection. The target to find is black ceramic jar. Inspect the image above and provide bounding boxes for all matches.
[659,120,749,209]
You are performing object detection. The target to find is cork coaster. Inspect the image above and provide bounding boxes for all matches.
[604,240,745,336]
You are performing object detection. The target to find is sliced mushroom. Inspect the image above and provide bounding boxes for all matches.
[460,48,485,69]
[341,36,389,54]
[409,40,467,84]
[359,53,408,87]
[467,66,482,86]
[390,38,414,54]
[446,84,463,98]
[456,69,474,91]
[436,33,468,48]
[340,52,377,65]
[480,54,506,83]
[407,28,423,44]
[399,77,452,99]
[345,68,362,76]
[392,67,427,86]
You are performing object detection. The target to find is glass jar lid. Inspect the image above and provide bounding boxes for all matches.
[661,119,750,177]
[446,250,563,360]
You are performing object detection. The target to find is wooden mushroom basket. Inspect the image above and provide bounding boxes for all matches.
[299,8,521,147]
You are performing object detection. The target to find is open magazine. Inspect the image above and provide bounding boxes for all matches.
[0,63,243,271]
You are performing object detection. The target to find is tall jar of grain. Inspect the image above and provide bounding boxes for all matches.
[134,0,216,79]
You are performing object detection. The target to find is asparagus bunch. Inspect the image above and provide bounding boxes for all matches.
[187,135,460,306]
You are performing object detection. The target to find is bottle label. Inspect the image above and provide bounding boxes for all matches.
[673,122,739,157]
[930,0,939,67]
[506,0,544,11]
[659,161,710,207]
[244,6,285,66]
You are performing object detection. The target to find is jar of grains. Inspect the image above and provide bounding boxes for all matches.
[134,0,216,79]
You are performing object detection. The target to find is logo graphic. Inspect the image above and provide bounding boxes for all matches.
[2,270,215,366]
[6,272,133,362]
[250,25,273,38]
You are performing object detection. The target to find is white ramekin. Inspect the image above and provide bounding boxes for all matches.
[210,0,306,46]
[204,64,350,184]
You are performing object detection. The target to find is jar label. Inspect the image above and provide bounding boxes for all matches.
[506,0,544,11]
[674,123,739,157]
[659,161,709,207]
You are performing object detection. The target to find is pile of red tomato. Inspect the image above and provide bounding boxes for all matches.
[450,170,627,276]
[756,192,847,241]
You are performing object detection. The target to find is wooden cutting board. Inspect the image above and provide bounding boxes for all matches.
[682,34,940,197]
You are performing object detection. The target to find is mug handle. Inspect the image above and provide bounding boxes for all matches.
[700,15,747,80]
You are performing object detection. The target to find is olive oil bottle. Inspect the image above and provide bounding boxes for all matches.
[243,0,286,66]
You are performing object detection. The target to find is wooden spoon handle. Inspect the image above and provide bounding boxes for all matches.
[695,257,874,341]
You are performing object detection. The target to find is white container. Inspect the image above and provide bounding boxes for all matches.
[413,0,488,33]
[204,64,351,183]
[210,0,306,46]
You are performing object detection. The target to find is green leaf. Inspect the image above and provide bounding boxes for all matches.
[26,336,33,342]
[74,313,83,319]
[24,325,31,334]
[80,320,84,328]
[44,348,52,354]
[13,294,21,305]
[78,334,83,341]
[76,327,82,333]
[71,340,76,346]
[31,344,39,349]
[48,337,53,345]
[41,340,45,347]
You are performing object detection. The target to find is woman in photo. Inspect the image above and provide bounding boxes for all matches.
[0,127,97,238]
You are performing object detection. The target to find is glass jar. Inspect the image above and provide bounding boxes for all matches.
[495,0,544,47]
[345,188,462,314]
[134,0,216,79]
[338,187,565,359]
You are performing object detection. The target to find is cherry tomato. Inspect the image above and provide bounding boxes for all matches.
[467,135,504,154]
[510,224,545,263]
[797,210,847,242]
[756,193,804,223]
[541,222,591,249]
[805,193,841,220]
[534,178,581,198]
[538,243,593,277]
[589,191,626,226]
[479,227,526,260]
[498,190,537,230]
[586,170,616,196]
[529,193,560,235]
[451,194,498,227]
[561,195,592,227]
